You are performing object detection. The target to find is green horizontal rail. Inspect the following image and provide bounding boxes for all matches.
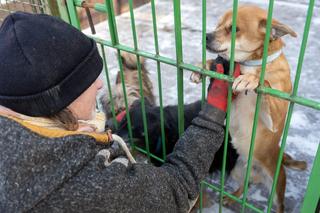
[258,87,320,110]
[74,0,107,13]
[134,146,165,163]
[201,181,264,213]
[90,37,320,111]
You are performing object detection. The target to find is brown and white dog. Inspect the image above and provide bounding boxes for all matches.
[100,52,155,119]
[191,5,306,213]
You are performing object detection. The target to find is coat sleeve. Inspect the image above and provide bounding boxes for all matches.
[32,103,226,213]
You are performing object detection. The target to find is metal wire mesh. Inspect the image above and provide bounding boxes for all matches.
[0,0,50,23]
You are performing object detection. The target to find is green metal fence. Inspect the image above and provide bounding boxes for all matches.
[56,0,320,212]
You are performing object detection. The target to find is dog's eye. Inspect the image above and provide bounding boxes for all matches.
[227,26,240,33]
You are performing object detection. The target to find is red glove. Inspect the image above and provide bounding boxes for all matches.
[207,62,241,112]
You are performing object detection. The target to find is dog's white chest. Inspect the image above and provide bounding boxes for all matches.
[240,65,258,75]
[230,91,258,156]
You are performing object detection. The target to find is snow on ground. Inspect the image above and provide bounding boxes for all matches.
[84,0,320,212]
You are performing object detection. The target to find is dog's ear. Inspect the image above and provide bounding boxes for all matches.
[120,51,145,70]
[259,19,297,39]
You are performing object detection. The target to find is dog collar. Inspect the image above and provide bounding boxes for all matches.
[240,49,282,66]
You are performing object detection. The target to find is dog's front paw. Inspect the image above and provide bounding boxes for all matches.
[232,74,259,93]
[190,72,203,84]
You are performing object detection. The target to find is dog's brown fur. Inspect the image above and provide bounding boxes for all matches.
[100,52,155,119]
[115,52,155,106]
[191,5,306,213]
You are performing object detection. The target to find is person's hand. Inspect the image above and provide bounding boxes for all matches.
[207,58,241,112]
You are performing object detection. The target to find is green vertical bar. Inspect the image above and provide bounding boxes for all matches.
[128,0,151,160]
[201,0,206,106]
[150,0,166,160]
[301,145,320,213]
[173,0,184,136]
[266,0,315,211]
[55,0,71,23]
[100,44,118,129]
[200,181,204,213]
[241,1,275,212]
[105,0,119,44]
[104,0,133,146]
[66,0,80,29]
[219,0,238,212]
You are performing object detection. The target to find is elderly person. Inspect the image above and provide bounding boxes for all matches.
[0,12,239,213]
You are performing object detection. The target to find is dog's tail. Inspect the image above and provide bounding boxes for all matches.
[283,152,307,171]
[120,52,145,70]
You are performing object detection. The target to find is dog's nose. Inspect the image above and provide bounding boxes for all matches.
[206,33,212,43]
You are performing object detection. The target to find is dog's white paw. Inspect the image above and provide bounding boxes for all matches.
[190,72,203,84]
[232,74,259,93]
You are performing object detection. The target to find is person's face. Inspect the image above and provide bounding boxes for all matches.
[68,77,103,120]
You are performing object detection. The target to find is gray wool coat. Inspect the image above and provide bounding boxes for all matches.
[0,104,225,213]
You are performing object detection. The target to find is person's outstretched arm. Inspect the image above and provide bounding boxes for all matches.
[30,103,225,213]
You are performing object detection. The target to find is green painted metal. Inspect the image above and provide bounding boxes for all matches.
[201,0,207,106]
[219,0,238,210]
[301,145,320,213]
[104,0,134,146]
[134,146,165,163]
[240,1,275,212]
[258,87,320,110]
[200,181,204,213]
[91,36,320,111]
[100,44,118,129]
[65,0,320,211]
[173,0,185,136]
[219,0,238,212]
[150,0,166,160]
[128,0,151,160]
[202,181,264,213]
[56,0,71,23]
[266,0,315,212]
[74,0,106,13]
[66,0,80,29]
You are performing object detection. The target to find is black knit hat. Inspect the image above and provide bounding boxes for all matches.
[0,12,103,116]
